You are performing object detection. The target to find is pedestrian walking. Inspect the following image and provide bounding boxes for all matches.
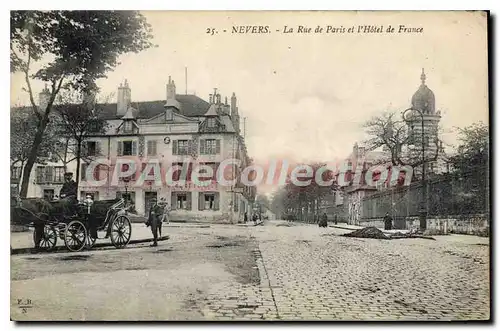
[147,198,164,247]
[384,212,393,230]
[334,214,338,225]
[244,212,248,223]
[319,212,328,228]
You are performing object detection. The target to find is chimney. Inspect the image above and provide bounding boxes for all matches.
[38,84,50,111]
[231,93,237,114]
[166,76,176,100]
[209,94,213,104]
[117,79,131,116]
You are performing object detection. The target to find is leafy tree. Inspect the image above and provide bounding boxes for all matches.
[448,122,488,172]
[11,11,154,197]
[269,163,336,221]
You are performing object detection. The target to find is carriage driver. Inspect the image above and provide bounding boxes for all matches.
[59,172,78,216]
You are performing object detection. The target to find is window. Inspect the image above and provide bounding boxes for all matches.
[123,120,133,133]
[177,194,187,209]
[117,140,137,156]
[86,141,97,156]
[207,118,216,128]
[172,162,192,181]
[54,166,65,183]
[198,192,219,211]
[117,191,135,205]
[200,139,220,155]
[43,189,54,201]
[166,109,173,121]
[198,162,219,181]
[147,140,157,156]
[120,163,136,181]
[173,140,190,155]
[11,167,21,181]
[205,194,216,210]
[36,166,45,183]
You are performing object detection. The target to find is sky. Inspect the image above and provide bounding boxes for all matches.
[11,11,489,169]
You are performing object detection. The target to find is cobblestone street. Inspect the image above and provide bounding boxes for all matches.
[11,221,490,321]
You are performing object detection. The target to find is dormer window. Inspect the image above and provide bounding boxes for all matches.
[207,118,216,128]
[123,120,133,133]
[166,109,173,121]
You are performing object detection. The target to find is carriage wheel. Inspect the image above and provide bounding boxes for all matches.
[110,215,132,249]
[33,225,57,251]
[64,220,87,252]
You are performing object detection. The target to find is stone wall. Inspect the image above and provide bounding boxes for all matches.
[360,214,489,236]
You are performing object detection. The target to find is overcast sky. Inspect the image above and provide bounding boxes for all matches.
[11,11,488,168]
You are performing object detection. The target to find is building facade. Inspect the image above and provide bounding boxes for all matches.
[12,77,257,224]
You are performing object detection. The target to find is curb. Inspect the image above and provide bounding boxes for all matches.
[11,235,170,255]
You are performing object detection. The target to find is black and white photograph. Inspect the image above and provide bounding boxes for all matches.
[8,10,491,321]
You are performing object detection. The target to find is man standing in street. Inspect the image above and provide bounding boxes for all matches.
[384,212,393,230]
[147,198,163,247]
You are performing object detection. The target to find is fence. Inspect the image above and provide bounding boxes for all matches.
[361,167,489,220]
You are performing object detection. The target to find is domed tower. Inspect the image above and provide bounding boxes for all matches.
[407,69,442,176]
[411,69,436,114]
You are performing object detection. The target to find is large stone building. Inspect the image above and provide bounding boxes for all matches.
[11,77,257,223]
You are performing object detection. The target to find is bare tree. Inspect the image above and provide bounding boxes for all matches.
[53,91,109,186]
[363,111,441,167]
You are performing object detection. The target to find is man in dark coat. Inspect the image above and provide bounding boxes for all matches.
[147,198,164,246]
[384,212,393,230]
[58,172,78,217]
[319,213,328,228]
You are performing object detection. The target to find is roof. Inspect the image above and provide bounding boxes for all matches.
[121,107,137,119]
[97,94,210,120]
[204,104,219,117]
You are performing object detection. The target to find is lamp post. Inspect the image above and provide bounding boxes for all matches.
[402,107,427,232]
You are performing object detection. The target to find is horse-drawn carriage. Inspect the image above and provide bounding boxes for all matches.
[11,196,132,252]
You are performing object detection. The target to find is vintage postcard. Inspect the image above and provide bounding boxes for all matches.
[10,11,490,321]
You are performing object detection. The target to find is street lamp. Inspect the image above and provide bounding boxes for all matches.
[402,107,427,232]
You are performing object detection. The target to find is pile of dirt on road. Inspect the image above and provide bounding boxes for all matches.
[343,227,389,240]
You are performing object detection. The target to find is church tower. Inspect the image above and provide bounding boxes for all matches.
[407,69,443,175]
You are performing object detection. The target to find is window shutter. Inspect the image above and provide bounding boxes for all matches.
[36,167,41,182]
[117,141,123,156]
[199,139,204,155]
[188,140,193,156]
[152,140,157,156]
[94,164,100,181]
[81,164,87,181]
[216,140,221,154]
[187,192,192,210]
[173,140,178,155]
[198,192,205,211]
[132,141,138,155]
[96,142,101,156]
[214,193,220,211]
[171,192,177,210]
